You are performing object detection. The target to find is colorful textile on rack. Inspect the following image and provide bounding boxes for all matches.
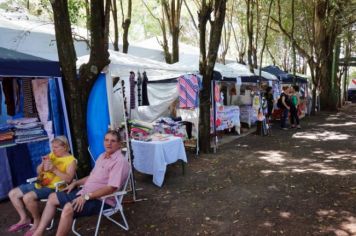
[7,117,38,125]
[129,71,136,109]
[0,131,14,141]
[2,78,16,116]
[0,148,13,200]
[23,79,38,118]
[15,135,48,144]
[214,84,220,102]
[14,122,43,130]
[137,72,142,106]
[142,72,150,106]
[129,119,154,129]
[0,123,14,131]
[154,117,187,139]
[178,75,199,108]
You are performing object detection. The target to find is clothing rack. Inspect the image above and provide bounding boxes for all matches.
[119,78,147,202]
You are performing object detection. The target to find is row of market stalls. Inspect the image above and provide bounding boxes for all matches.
[0,48,306,198]
[0,8,310,196]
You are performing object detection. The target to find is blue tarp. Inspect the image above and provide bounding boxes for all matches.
[0,47,61,77]
[262,65,293,81]
[262,65,308,84]
[87,73,110,166]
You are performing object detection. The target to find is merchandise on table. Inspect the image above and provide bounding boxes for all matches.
[240,105,258,127]
[213,105,240,132]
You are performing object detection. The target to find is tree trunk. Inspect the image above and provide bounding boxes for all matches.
[198,0,227,154]
[258,0,274,78]
[121,0,132,53]
[246,0,254,72]
[51,0,111,177]
[172,27,180,63]
[314,0,340,111]
[161,0,183,64]
[112,0,119,51]
[252,0,259,69]
[50,0,90,176]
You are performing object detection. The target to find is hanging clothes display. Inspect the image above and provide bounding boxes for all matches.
[137,72,142,106]
[129,71,136,109]
[142,72,150,106]
[23,79,38,118]
[48,79,64,137]
[214,83,220,103]
[178,74,199,108]
[32,79,53,141]
[0,148,13,200]
[2,78,16,116]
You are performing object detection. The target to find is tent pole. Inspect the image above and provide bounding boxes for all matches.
[211,80,217,153]
[119,79,146,202]
[57,77,74,153]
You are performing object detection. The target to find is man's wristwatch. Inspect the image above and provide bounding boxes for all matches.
[84,193,91,201]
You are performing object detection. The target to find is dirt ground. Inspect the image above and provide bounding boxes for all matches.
[1,104,355,236]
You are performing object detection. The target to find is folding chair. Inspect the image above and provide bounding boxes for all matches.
[26,158,78,230]
[71,167,131,235]
[26,177,66,230]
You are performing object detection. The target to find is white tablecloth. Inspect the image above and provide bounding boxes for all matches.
[132,136,187,187]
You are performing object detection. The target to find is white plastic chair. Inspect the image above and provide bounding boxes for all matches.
[26,177,67,230]
[71,148,131,235]
[71,168,131,235]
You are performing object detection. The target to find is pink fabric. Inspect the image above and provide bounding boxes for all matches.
[214,84,220,102]
[79,149,130,206]
[178,75,199,108]
[32,79,53,141]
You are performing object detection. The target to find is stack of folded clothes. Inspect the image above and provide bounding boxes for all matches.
[8,118,48,144]
[129,120,153,141]
[0,123,15,147]
[154,117,187,139]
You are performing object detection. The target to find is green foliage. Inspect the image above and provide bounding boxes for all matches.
[67,0,86,25]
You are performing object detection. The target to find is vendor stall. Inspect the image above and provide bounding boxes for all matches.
[262,66,309,120]
[0,47,71,200]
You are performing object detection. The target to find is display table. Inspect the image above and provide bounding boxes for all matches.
[215,105,240,132]
[131,136,187,187]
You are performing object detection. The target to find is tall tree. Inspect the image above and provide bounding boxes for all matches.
[121,0,132,53]
[197,0,227,153]
[246,0,255,72]
[50,0,111,176]
[112,0,119,51]
[273,0,355,111]
[143,0,183,64]
[218,0,234,64]
[258,0,274,78]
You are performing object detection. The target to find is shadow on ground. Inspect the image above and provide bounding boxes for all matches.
[1,104,355,236]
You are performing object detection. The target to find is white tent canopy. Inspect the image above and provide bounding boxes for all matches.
[0,10,89,60]
[77,50,197,81]
[254,68,278,81]
[225,63,254,77]
[226,63,279,81]
[77,50,198,127]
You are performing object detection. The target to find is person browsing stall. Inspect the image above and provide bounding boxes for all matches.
[280,86,291,130]
[32,130,130,236]
[7,136,76,236]
[290,85,301,129]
